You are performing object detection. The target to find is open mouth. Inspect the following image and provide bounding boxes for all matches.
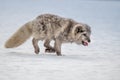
[82,41,89,46]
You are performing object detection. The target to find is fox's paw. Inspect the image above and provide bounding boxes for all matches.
[35,48,40,54]
[45,48,55,53]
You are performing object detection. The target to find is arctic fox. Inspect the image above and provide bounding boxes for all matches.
[5,14,91,56]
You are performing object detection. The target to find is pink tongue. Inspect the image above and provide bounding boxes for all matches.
[84,42,88,46]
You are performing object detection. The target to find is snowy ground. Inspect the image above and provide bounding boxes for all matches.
[0,0,120,80]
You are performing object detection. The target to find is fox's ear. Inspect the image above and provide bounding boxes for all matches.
[75,26,84,34]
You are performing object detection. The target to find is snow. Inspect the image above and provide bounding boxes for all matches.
[0,0,120,80]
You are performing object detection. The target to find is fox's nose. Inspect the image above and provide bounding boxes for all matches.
[88,39,91,43]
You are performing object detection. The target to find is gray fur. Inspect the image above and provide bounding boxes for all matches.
[5,14,91,56]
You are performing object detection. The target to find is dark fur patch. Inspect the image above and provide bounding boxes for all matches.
[65,20,72,35]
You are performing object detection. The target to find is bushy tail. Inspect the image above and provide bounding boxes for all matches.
[5,22,33,48]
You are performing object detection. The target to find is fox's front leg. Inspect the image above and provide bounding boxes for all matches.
[44,39,55,53]
[32,38,40,54]
[54,39,62,56]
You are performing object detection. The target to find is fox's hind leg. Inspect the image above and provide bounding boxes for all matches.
[32,38,40,54]
[44,39,55,53]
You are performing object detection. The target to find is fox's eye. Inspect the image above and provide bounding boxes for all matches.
[83,34,86,36]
